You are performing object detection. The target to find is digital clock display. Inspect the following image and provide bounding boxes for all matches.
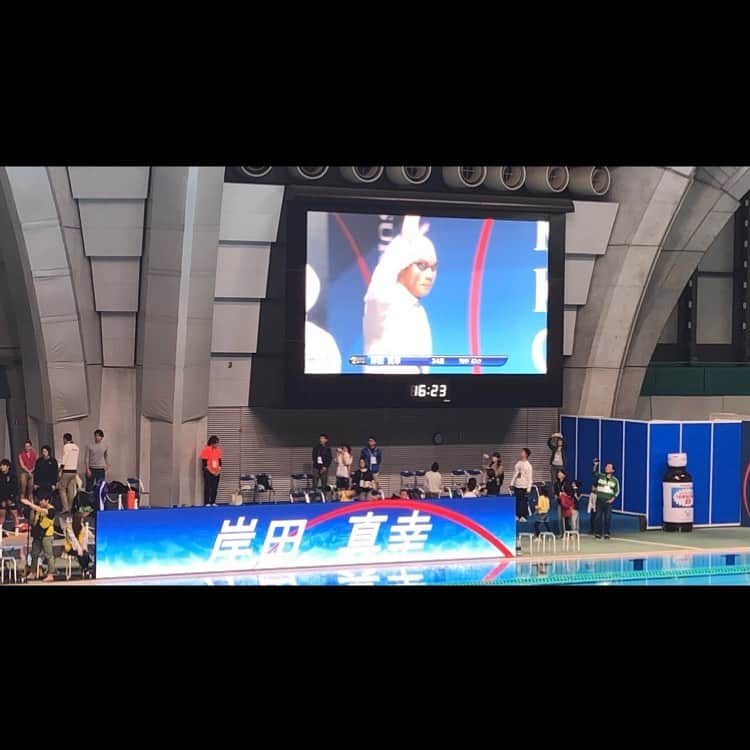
[410,384,449,399]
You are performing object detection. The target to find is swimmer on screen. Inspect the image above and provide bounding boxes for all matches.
[363,216,436,374]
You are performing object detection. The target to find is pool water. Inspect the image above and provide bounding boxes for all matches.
[608,573,750,586]
[116,551,750,586]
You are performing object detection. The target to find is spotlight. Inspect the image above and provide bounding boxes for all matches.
[239,166,272,178]
[568,166,611,196]
[339,166,385,184]
[485,166,526,192]
[442,166,488,189]
[289,167,329,180]
[525,166,570,193]
[385,166,432,186]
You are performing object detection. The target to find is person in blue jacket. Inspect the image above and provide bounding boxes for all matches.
[360,437,383,484]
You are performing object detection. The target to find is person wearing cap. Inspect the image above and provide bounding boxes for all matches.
[592,458,620,539]
[547,432,566,485]
[363,216,437,374]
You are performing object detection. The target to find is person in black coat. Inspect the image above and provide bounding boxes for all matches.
[33,445,59,504]
[351,458,375,500]
[0,459,20,530]
[312,433,333,496]
[485,468,501,496]
[548,432,567,485]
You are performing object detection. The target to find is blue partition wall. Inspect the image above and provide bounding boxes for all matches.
[560,417,742,529]
[742,422,750,528]
[624,422,647,515]
[682,423,711,526]
[647,423,680,527]
[601,419,623,507]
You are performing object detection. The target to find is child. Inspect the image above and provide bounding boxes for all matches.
[570,479,582,532]
[530,483,551,537]
[587,485,598,536]
[463,477,480,498]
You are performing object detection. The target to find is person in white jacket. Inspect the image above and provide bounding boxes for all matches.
[509,448,533,521]
[363,216,436,374]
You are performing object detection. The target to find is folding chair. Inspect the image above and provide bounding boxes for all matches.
[399,471,415,490]
[1,548,19,584]
[414,470,426,493]
[450,470,467,495]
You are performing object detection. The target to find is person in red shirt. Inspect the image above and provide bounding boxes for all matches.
[18,440,37,505]
[199,435,222,506]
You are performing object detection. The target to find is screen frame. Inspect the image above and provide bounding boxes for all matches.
[285,185,570,408]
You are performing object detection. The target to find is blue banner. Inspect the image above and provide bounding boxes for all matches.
[95,498,517,579]
[742,421,750,527]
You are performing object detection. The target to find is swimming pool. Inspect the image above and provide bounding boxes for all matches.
[604,573,750,585]
[112,550,750,586]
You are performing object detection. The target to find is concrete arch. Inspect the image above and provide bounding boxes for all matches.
[0,167,89,447]
[564,166,750,418]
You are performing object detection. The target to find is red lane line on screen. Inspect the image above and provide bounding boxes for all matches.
[332,212,371,286]
[481,558,512,583]
[743,461,750,519]
[305,499,515,557]
[468,219,493,374]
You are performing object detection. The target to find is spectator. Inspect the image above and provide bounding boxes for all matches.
[360,437,383,481]
[17,440,37,504]
[21,495,55,581]
[482,451,504,489]
[587,484,598,536]
[509,448,533,522]
[59,433,80,516]
[335,445,353,490]
[63,512,93,579]
[33,445,58,505]
[592,459,620,540]
[570,479,582,532]
[85,429,109,492]
[312,433,333,495]
[553,468,575,536]
[200,435,222,506]
[0,459,20,532]
[547,432,566,485]
[485,468,501,496]
[351,458,375,499]
[530,484,552,537]
[425,462,442,498]
[463,477,480,498]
